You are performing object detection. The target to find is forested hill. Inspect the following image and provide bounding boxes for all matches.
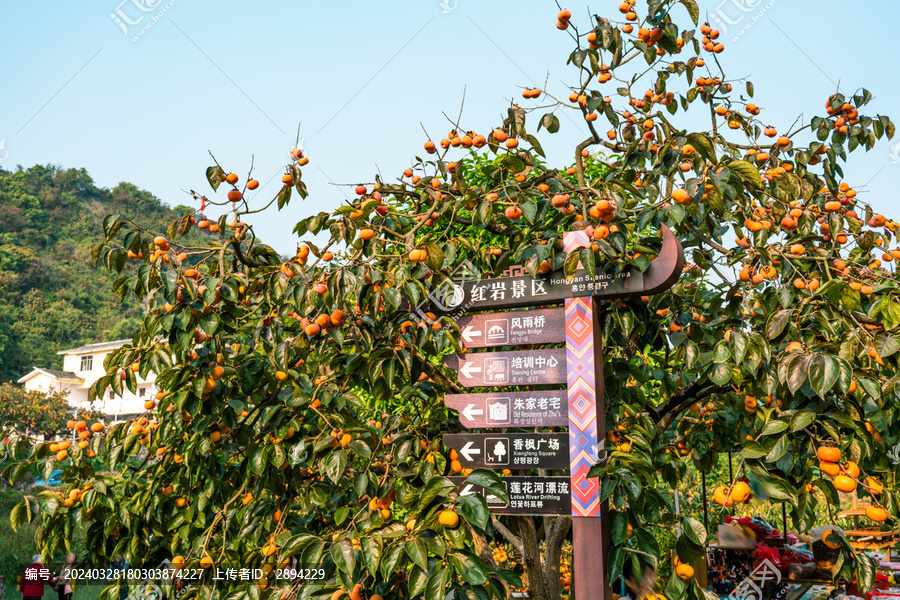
[0,165,207,382]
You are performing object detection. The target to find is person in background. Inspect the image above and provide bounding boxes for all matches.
[52,552,76,600]
[19,554,48,600]
[108,554,129,600]
[621,557,658,600]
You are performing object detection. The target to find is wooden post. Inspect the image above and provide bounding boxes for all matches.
[564,231,613,600]
[569,297,612,599]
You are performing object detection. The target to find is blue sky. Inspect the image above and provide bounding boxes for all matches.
[1,0,898,254]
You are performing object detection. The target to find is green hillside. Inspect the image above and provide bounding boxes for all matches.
[0,165,205,382]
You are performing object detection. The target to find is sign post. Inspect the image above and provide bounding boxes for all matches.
[438,225,684,599]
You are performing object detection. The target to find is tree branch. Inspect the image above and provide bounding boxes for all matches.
[651,381,727,430]
[492,517,525,558]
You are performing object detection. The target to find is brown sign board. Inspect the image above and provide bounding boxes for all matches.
[430,269,644,315]
[444,391,569,428]
[449,476,571,516]
[443,348,567,387]
[443,433,569,469]
[454,307,566,348]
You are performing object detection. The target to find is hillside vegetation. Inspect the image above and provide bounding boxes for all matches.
[0,165,208,382]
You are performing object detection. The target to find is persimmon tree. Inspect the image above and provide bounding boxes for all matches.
[0,384,75,438]
[4,1,900,599]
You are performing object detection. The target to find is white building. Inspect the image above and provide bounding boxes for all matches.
[17,339,157,421]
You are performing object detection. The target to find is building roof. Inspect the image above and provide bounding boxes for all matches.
[17,368,84,384]
[56,339,132,355]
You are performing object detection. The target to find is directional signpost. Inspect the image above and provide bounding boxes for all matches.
[443,348,567,387]
[443,391,569,428]
[444,433,569,469]
[455,307,566,348]
[438,225,684,600]
[448,476,571,515]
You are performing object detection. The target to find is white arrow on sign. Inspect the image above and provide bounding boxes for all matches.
[460,362,482,379]
[461,325,482,344]
[459,484,477,496]
[462,404,484,421]
[460,441,481,462]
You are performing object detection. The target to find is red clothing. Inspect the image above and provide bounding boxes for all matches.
[19,562,47,596]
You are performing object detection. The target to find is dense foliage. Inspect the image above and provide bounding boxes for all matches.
[0,165,209,382]
[4,2,900,600]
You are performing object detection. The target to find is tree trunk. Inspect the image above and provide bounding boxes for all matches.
[543,516,572,600]
[514,517,549,600]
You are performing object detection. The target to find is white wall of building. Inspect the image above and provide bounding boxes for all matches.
[21,343,159,420]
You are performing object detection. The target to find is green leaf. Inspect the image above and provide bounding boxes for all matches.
[741,442,766,459]
[449,551,489,585]
[407,565,427,597]
[362,537,382,574]
[539,113,560,134]
[788,354,811,394]
[681,517,707,545]
[277,185,292,210]
[564,249,581,280]
[841,285,860,312]
[206,166,224,191]
[679,0,699,23]
[382,287,402,309]
[521,199,538,224]
[463,469,509,504]
[404,538,428,571]
[710,363,731,385]
[766,309,792,340]
[416,476,455,511]
[272,342,290,372]
[730,331,749,363]
[727,160,762,188]
[424,566,447,600]
[790,410,816,432]
[249,447,266,475]
[458,492,490,529]
[423,242,444,272]
[765,435,788,462]
[334,507,349,526]
[580,247,596,279]
[857,552,877,593]
[324,449,347,483]
[10,500,29,532]
[758,477,796,502]
[685,133,716,163]
[876,336,900,358]
[761,420,789,436]
[330,539,356,574]
[808,354,840,399]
